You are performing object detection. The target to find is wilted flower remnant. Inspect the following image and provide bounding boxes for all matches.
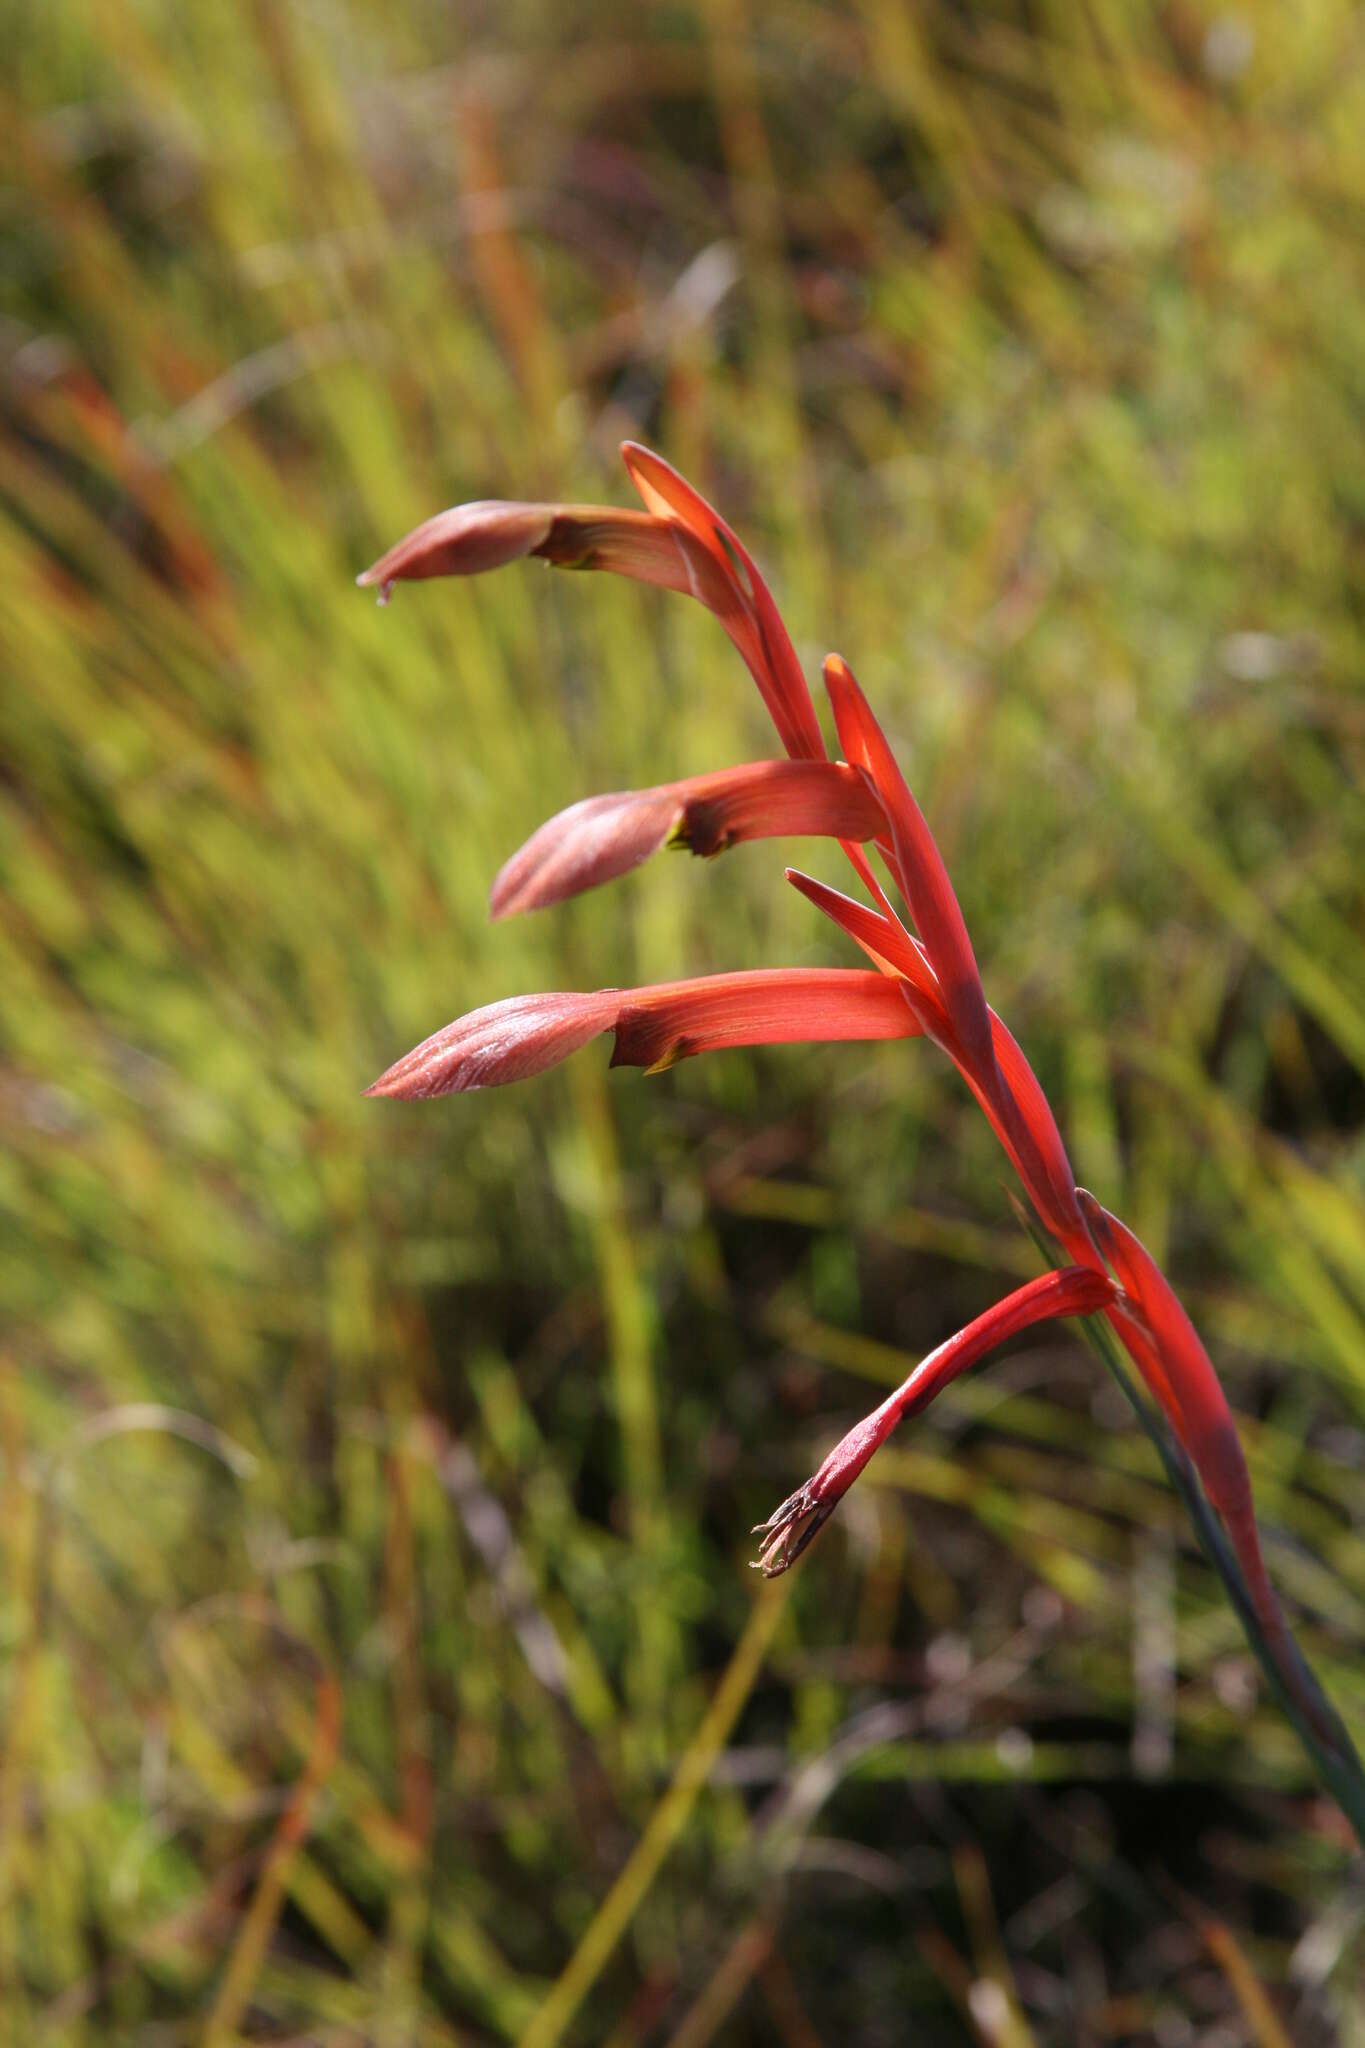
[360,444,1354,1782]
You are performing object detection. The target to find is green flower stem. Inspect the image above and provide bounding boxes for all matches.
[1078,1308,1365,1846]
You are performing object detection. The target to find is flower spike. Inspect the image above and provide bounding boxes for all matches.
[362,447,1365,1831]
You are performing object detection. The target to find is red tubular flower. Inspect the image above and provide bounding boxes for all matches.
[753,1267,1119,1574]
[358,450,825,762]
[490,761,883,919]
[366,969,922,1099]
[358,500,727,606]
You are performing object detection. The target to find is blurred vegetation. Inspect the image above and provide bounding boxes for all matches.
[4,0,1365,2040]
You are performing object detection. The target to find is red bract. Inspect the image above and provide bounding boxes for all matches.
[823,655,996,1085]
[620,443,826,761]
[1077,1192,1243,1493]
[362,444,1289,1678]
[784,867,943,1008]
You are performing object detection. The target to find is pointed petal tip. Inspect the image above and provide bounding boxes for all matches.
[821,650,998,1078]
[618,438,671,485]
[364,1057,426,1098]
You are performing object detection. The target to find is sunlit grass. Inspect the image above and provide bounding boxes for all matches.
[4,0,1365,2039]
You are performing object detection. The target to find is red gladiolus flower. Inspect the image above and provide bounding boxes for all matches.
[358,445,824,761]
[365,969,922,1099]
[361,444,1334,1760]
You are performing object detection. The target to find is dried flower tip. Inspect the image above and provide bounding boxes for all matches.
[750,1486,836,1577]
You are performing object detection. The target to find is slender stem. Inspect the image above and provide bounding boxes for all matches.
[1079,1312,1365,1845]
[1015,1211,1365,1844]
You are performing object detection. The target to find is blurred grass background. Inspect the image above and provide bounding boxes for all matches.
[4,0,1365,2040]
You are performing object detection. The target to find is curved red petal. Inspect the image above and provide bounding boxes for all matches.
[1076,1192,1251,1517]
[611,968,922,1072]
[823,655,995,1083]
[621,443,826,761]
